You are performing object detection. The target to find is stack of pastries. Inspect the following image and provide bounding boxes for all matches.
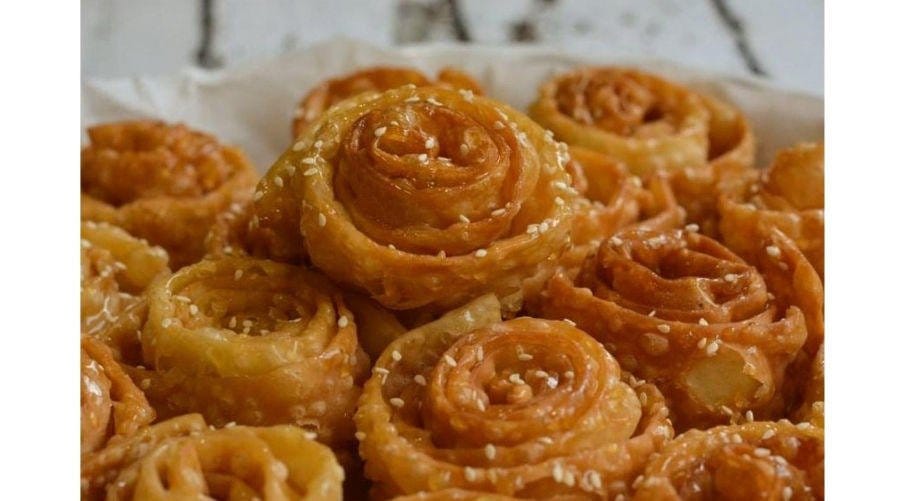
[81,65,824,500]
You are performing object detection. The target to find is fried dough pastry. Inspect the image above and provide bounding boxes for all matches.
[81,221,170,362]
[562,146,685,272]
[257,85,579,313]
[719,142,824,278]
[292,66,484,137]
[536,228,808,429]
[529,68,757,235]
[355,295,673,499]
[81,120,259,268]
[134,257,369,447]
[82,414,343,500]
[632,420,824,500]
[81,336,155,455]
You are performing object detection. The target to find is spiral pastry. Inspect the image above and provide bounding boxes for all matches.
[82,414,343,500]
[81,336,155,455]
[257,85,579,313]
[719,142,824,278]
[81,221,170,362]
[536,227,808,429]
[81,120,259,268]
[134,256,369,447]
[562,146,685,272]
[292,66,484,137]
[633,420,824,500]
[355,295,673,499]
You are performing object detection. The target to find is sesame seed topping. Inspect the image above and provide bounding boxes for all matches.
[493,121,505,130]
[314,140,323,149]
[476,346,484,362]
[460,143,470,155]
[753,447,771,457]
[318,213,327,227]
[588,470,602,489]
[766,245,782,257]
[562,318,576,326]
[301,157,316,165]
[554,196,565,206]
[475,249,488,258]
[389,397,405,408]
[355,431,366,440]
[303,167,317,176]
[685,223,699,232]
[476,399,486,411]
[706,341,720,355]
[552,463,564,483]
[526,224,539,234]
[273,176,284,188]
[534,370,549,379]
[485,443,497,460]
[228,317,237,329]
[253,191,263,201]
[657,324,671,333]
[797,422,812,430]
[437,250,447,258]
[161,318,173,328]
[338,316,349,328]
[391,350,402,362]
[538,436,553,445]
[425,137,435,149]
[414,374,427,386]
[417,153,427,162]
[459,89,475,102]
[234,269,244,280]
[189,304,199,316]
[284,165,296,177]
[464,467,477,482]
[782,486,793,500]
[724,273,738,283]
[762,429,776,440]
[509,373,525,385]
[546,376,559,389]
[374,126,387,137]
[610,236,624,246]
[459,214,470,223]
[518,352,533,361]
[491,208,506,216]
[388,244,396,250]
[373,367,389,375]
[443,354,458,367]
[564,370,574,379]
[699,318,709,326]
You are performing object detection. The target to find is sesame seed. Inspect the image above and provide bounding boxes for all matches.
[538,436,553,445]
[534,370,549,379]
[547,376,559,389]
[491,208,506,216]
[253,191,263,201]
[355,431,367,440]
[459,214,470,223]
[526,224,539,234]
[554,196,565,206]
[797,422,812,430]
[766,245,782,257]
[313,140,323,149]
[337,316,349,328]
[657,324,671,333]
[782,486,793,500]
[564,370,574,379]
[464,467,477,482]
[706,341,720,355]
[476,399,486,411]
[318,213,327,227]
[443,355,458,367]
[562,318,576,326]
[224,421,237,428]
[460,143,470,155]
[509,373,525,385]
[539,221,549,233]
[493,121,505,130]
[437,250,446,258]
[745,410,754,422]
[425,137,435,149]
[303,167,317,176]
[303,431,318,440]
[475,249,487,258]
[273,176,284,188]
[161,318,173,328]
[373,367,389,376]
[228,317,237,328]
[610,236,623,246]
[767,292,776,301]
[476,346,484,362]
[389,397,405,408]
[391,350,402,362]
[417,153,427,163]
[189,304,199,316]
[301,157,316,165]
[552,463,564,483]
[699,318,709,326]
[485,443,497,460]
[753,448,771,457]
[292,142,304,151]
[518,352,533,361]
[388,244,396,250]
[724,273,738,283]
[234,269,243,280]
[414,374,427,386]
[685,223,699,232]
[762,429,776,440]
[648,310,657,317]
[588,470,602,489]
[374,126,387,137]
[284,165,296,176]
[405,96,420,103]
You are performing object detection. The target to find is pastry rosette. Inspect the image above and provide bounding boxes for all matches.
[81,221,170,362]
[256,85,579,312]
[633,420,824,500]
[134,256,370,447]
[81,336,155,455]
[536,227,808,429]
[293,66,484,137]
[355,295,673,499]
[719,142,824,278]
[562,146,685,272]
[81,120,259,268]
[82,414,343,500]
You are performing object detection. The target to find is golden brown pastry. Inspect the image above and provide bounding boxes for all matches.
[81,221,170,362]
[81,120,259,268]
[632,420,824,500]
[535,227,809,429]
[257,85,579,313]
[355,295,673,499]
[133,257,369,447]
[529,67,757,235]
[82,414,343,500]
[292,66,484,137]
[719,142,824,279]
[81,336,155,455]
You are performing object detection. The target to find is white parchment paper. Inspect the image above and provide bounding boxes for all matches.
[82,38,823,173]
